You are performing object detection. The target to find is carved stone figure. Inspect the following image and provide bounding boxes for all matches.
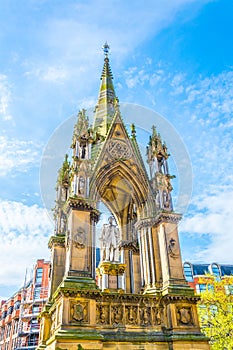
[163,190,170,209]
[60,211,67,234]
[152,307,162,325]
[126,305,137,325]
[80,143,86,159]
[100,217,120,261]
[141,307,151,326]
[96,304,108,325]
[111,305,122,325]
[78,176,85,196]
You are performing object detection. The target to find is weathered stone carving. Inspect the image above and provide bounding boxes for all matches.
[152,307,163,325]
[96,304,109,325]
[141,307,151,326]
[168,237,179,259]
[50,310,56,335]
[74,228,86,249]
[111,305,123,325]
[126,305,138,325]
[107,139,132,159]
[177,306,193,326]
[71,302,88,323]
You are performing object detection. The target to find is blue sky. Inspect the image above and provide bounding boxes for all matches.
[0,0,233,299]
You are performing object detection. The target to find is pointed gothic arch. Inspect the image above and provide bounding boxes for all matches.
[90,158,154,242]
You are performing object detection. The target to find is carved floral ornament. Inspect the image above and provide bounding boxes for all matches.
[135,214,181,230]
[107,139,132,159]
[96,262,126,276]
[48,236,65,249]
[119,240,139,253]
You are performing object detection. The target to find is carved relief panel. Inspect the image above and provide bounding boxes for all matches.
[70,301,89,324]
[95,299,165,328]
[96,304,109,325]
[176,305,193,326]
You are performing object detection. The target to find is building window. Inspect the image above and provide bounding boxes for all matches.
[14,301,20,310]
[183,262,193,282]
[34,287,41,300]
[28,334,38,346]
[7,306,13,315]
[196,284,207,294]
[35,268,43,284]
[30,318,39,331]
[32,305,40,314]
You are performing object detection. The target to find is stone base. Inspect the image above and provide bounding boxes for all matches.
[37,288,210,350]
[43,335,210,350]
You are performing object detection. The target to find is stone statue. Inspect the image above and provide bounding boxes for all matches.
[78,176,85,196]
[99,216,120,262]
[79,143,87,159]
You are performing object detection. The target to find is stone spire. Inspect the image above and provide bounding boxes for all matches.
[93,42,119,138]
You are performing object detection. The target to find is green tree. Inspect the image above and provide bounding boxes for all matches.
[198,275,233,350]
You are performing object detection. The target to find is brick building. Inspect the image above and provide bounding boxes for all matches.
[0,259,49,350]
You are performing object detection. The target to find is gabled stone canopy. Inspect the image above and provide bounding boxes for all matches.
[37,45,210,350]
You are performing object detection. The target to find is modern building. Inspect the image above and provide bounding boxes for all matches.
[183,261,233,293]
[37,45,210,349]
[0,259,50,350]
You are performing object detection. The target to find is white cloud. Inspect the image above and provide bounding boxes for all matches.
[183,70,233,127]
[0,74,12,121]
[123,63,233,263]
[19,0,213,89]
[122,63,233,188]
[0,136,41,177]
[0,200,52,289]
[76,97,97,110]
[180,187,233,263]
[24,65,69,83]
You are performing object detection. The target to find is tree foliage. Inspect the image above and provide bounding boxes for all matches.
[198,275,233,350]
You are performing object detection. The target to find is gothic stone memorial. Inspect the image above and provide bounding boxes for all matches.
[37,45,210,350]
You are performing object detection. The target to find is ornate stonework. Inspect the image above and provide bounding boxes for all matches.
[37,47,210,350]
[107,139,132,159]
[71,301,88,323]
[176,306,193,326]
[73,228,86,249]
[96,262,126,276]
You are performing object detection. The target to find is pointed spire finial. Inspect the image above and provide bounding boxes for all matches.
[102,42,110,58]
